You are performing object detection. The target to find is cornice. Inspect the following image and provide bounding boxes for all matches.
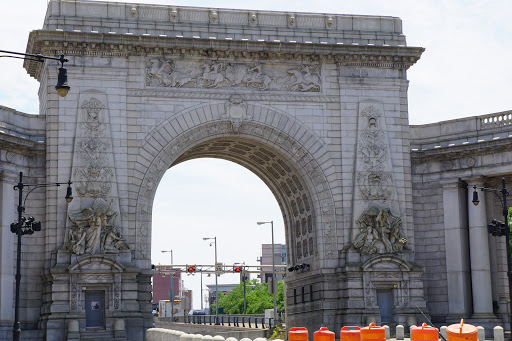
[410,137,512,164]
[25,30,424,79]
[0,134,45,156]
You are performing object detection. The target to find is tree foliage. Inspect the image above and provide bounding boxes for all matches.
[213,279,285,314]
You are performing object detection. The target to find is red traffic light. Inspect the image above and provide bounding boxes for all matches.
[186,266,196,273]
[234,266,242,273]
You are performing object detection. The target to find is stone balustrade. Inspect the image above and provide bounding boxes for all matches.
[410,110,512,151]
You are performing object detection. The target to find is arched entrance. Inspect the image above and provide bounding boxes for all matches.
[135,102,339,329]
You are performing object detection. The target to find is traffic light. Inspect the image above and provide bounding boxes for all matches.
[10,216,42,235]
[186,265,196,273]
[233,266,242,273]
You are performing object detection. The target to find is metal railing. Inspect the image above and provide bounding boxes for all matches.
[184,315,275,329]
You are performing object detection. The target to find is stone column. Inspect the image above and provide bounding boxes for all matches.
[0,171,16,324]
[467,178,494,317]
[441,179,472,316]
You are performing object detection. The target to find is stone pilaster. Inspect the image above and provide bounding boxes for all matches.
[441,179,472,316]
[0,171,16,334]
[467,177,494,317]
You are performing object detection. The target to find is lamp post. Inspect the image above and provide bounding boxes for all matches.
[11,171,72,341]
[472,178,511,334]
[257,221,277,325]
[203,237,219,324]
[0,50,70,97]
[161,250,174,321]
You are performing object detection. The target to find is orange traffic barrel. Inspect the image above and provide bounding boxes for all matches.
[411,323,439,341]
[314,327,335,341]
[446,319,477,341]
[361,323,385,341]
[340,326,361,341]
[289,327,309,341]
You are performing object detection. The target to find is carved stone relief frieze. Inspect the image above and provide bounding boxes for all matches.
[145,58,321,92]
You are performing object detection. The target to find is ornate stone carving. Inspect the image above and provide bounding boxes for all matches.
[67,198,128,255]
[145,58,321,92]
[249,12,257,25]
[81,98,106,136]
[288,15,296,27]
[326,16,334,28]
[74,167,113,197]
[170,8,179,21]
[352,206,407,255]
[209,10,218,23]
[358,173,392,201]
[365,280,373,306]
[78,139,110,167]
[356,105,394,203]
[70,283,78,310]
[79,274,112,282]
[223,95,250,132]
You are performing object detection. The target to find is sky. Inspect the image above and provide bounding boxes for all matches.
[1,0,511,309]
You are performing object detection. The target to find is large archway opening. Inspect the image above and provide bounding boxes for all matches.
[151,157,286,310]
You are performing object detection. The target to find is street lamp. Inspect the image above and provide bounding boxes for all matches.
[203,237,219,324]
[11,171,72,341]
[0,50,70,97]
[257,220,278,325]
[161,250,174,321]
[472,178,511,333]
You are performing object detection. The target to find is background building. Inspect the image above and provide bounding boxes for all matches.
[260,244,286,283]
[152,268,183,305]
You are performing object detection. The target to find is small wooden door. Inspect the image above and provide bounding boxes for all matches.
[85,291,105,328]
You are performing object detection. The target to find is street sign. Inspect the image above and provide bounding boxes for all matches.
[215,262,223,274]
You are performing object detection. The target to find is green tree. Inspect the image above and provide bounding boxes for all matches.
[214,279,285,314]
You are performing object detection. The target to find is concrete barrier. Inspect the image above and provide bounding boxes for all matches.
[396,325,404,340]
[383,325,390,339]
[440,326,447,341]
[477,326,485,341]
[494,326,504,341]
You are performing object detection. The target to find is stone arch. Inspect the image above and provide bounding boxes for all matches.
[132,102,339,269]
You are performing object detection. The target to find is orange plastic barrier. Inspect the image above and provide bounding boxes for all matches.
[289,327,309,341]
[340,326,361,341]
[446,319,477,341]
[314,327,335,341]
[411,323,439,341]
[360,323,385,341]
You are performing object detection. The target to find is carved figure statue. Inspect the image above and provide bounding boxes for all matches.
[245,63,272,90]
[285,65,321,92]
[146,59,193,88]
[352,206,406,255]
[197,63,226,88]
[67,226,86,255]
[68,198,128,255]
